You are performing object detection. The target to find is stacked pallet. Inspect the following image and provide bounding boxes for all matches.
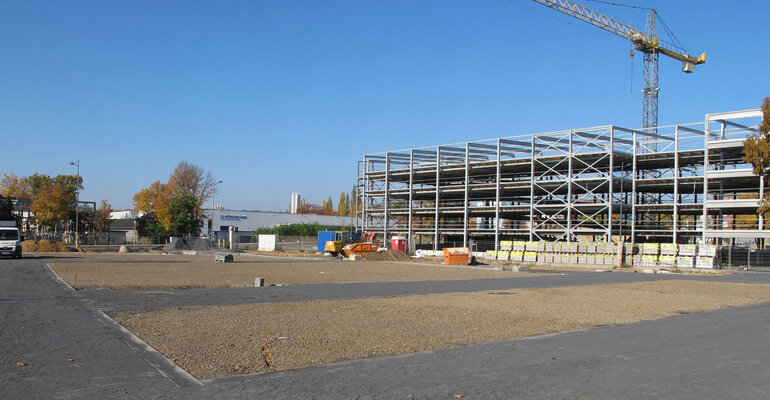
[489,240,717,269]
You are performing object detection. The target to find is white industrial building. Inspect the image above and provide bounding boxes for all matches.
[204,209,355,240]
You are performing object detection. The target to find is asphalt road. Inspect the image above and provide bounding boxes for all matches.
[2,255,769,399]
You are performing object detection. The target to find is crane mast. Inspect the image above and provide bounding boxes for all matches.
[531,0,706,132]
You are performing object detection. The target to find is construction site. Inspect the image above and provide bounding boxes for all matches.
[357,108,768,258]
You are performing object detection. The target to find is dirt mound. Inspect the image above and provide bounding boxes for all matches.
[23,240,71,252]
[362,249,411,261]
[163,237,224,253]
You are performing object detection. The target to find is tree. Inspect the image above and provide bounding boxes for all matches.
[168,195,202,237]
[133,180,171,229]
[30,184,70,231]
[26,173,53,197]
[53,174,83,201]
[743,97,770,213]
[136,212,168,242]
[133,162,216,237]
[168,161,216,208]
[297,202,336,215]
[349,187,359,216]
[0,195,16,222]
[322,196,334,213]
[94,200,113,236]
[0,174,31,199]
[337,192,349,216]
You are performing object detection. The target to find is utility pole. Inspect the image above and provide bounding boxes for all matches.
[70,160,80,247]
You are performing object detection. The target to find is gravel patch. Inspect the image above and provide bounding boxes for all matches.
[49,258,529,290]
[111,280,770,379]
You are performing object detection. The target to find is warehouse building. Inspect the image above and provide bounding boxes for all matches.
[357,109,768,252]
[203,209,355,241]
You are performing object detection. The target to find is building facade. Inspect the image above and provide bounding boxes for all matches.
[204,209,355,240]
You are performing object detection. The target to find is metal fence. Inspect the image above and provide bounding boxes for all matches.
[717,246,770,270]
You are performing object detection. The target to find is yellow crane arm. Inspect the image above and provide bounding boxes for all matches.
[531,0,705,67]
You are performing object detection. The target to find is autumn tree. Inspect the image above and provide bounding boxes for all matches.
[133,162,217,239]
[0,174,32,199]
[337,192,349,216]
[349,187,359,216]
[30,184,70,232]
[321,196,334,213]
[94,200,113,235]
[297,202,336,215]
[743,97,770,213]
[168,161,217,208]
[133,180,171,229]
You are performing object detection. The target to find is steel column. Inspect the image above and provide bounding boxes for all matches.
[408,150,414,252]
[494,139,502,250]
[529,135,536,241]
[631,130,637,244]
[607,127,615,241]
[434,149,440,250]
[702,118,710,243]
[463,143,470,247]
[383,154,390,246]
[564,131,573,242]
[673,126,680,244]
[362,156,368,231]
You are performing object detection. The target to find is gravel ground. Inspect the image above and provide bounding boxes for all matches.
[49,257,524,289]
[111,280,770,379]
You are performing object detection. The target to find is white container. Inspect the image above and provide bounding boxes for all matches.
[258,234,279,251]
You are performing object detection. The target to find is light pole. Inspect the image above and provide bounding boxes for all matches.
[70,160,80,247]
[211,180,223,239]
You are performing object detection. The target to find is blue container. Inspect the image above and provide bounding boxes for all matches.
[317,230,335,253]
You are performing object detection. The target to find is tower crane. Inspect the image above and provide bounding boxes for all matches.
[531,0,706,132]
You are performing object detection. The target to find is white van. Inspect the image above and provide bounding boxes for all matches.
[0,221,22,258]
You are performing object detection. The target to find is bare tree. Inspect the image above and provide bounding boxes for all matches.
[167,161,217,208]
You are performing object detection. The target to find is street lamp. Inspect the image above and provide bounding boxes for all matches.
[211,180,223,238]
[70,160,80,247]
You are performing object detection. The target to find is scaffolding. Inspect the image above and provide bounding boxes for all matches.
[357,109,768,251]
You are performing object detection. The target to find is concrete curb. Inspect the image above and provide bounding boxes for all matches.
[43,263,204,388]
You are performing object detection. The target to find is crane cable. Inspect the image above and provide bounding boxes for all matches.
[586,0,689,52]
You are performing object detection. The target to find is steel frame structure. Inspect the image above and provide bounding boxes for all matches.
[357,109,767,250]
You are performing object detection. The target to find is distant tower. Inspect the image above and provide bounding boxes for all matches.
[290,192,301,214]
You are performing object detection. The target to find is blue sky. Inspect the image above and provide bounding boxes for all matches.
[2,0,768,211]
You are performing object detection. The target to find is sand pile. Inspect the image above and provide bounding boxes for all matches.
[362,249,411,261]
[162,237,224,253]
[23,239,71,252]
